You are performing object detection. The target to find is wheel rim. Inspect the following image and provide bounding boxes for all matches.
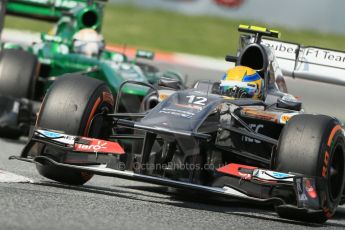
[87,101,113,138]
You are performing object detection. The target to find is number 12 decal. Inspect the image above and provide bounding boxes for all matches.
[186,95,207,105]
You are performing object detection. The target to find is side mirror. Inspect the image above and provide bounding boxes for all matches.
[277,98,302,111]
[225,55,238,63]
[1,43,23,50]
[136,50,155,60]
[41,33,63,43]
[158,78,182,90]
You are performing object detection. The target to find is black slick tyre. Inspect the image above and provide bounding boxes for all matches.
[0,49,38,99]
[274,114,345,223]
[35,74,114,185]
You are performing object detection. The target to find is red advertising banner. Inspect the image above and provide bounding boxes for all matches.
[214,0,244,8]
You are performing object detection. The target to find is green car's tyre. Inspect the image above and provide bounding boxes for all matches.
[274,114,345,223]
[35,74,114,185]
[0,49,39,99]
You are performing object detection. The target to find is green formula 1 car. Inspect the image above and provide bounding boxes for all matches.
[0,0,185,138]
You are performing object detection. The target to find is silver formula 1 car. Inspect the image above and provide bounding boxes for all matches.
[11,25,345,223]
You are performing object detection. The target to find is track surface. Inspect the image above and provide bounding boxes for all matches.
[1,63,345,230]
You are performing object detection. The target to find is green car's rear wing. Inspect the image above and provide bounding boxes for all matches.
[6,0,108,21]
[5,0,107,33]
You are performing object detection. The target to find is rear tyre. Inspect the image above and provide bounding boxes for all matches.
[35,75,114,185]
[274,114,345,223]
[0,49,38,99]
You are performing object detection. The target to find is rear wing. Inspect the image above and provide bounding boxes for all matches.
[6,0,108,22]
[264,39,345,86]
[236,25,345,86]
[241,35,345,86]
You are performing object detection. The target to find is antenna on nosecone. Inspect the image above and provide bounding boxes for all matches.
[206,80,211,101]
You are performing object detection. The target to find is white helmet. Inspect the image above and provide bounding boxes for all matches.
[72,29,105,57]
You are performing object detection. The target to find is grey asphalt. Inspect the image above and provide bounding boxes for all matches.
[1,63,345,230]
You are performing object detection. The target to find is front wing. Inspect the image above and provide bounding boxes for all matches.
[10,129,326,214]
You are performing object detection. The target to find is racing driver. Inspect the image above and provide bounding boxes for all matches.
[72,28,105,58]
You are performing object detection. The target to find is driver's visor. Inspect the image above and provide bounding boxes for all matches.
[220,80,258,95]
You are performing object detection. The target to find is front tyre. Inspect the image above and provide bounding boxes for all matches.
[35,75,114,185]
[274,114,345,223]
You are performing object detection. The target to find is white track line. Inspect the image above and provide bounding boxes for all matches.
[0,170,34,183]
